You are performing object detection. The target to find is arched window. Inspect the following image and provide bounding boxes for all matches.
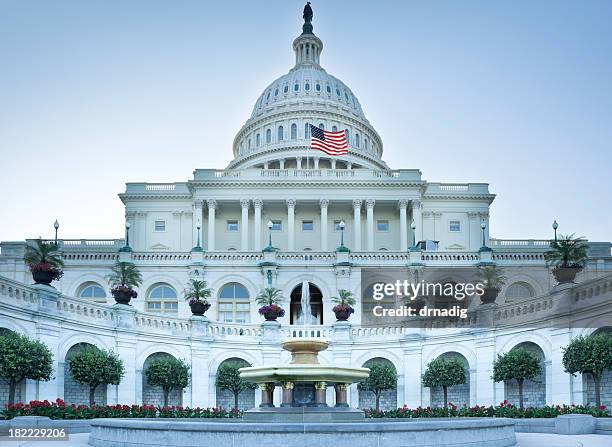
[284,85,289,94]
[332,125,338,132]
[326,85,331,94]
[318,123,324,130]
[505,282,535,300]
[305,82,310,91]
[345,129,350,142]
[265,91,270,101]
[355,133,360,148]
[294,83,299,92]
[316,83,321,92]
[79,282,106,301]
[277,125,284,141]
[305,122,311,138]
[266,129,271,143]
[336,88,341,96]
[291,123,297,140]
[274,88,279,97]
[256,133,260,147]
[247,138,251,150]
[147,284,178,314]
[364,137,369,150]
[218,283,250,323]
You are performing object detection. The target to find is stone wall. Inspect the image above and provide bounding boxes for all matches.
[142,353,183,406]
[0,378,22,408]
[358,388,397,410]
[215,388,255,411]
[430,352,470,408]
[584,369,612,408]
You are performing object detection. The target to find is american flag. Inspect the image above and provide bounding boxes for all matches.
[310,124,348,155]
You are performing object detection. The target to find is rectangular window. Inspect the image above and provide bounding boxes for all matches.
[227,220,239,231]
[271,220,282,231]
[147,302,161,310]
[302,220,314,231]
[377,220,389,232]
[154,220,166,232]
[449,220,461,232]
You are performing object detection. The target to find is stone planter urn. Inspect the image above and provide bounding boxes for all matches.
[259,304,285,321]
[552,267,581,284]
[480,287,500,304]
[333,305,354,321]
[189,300,211,316]
[111,286,137,305]
[31,270,55,286]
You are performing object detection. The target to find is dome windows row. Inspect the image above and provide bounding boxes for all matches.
[257,79,360,113]
[238,120,378,157]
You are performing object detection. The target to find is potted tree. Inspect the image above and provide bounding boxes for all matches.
[107,261,142,305]
[544,234,588,284]
[357,361,397,412]
[256,287,285,321]
[492,348,541,409]
[476,265,507,304]
[25,239,64,286]
[331,289,356,321]
[422,357,466,415]
[144,356,190,407]
[184,279,213,316]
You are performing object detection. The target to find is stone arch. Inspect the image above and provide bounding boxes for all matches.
[64,342,107,405]
[358,357,397,410]
[215,357,255,411]
[142,352,183,406]
[67,272,109,298]
[429,352,470,408]
[504,341,546,408]
[0,327,23,406]
[583,326,612,408]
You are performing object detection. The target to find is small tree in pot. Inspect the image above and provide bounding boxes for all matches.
[476,265,507,304]
[215,361,257,410]
[492,348,541,409]
[107,261,142,305]
[544,234,588,284]
[25,239,64,286]
[256,287,285,321]
[68,345,124,406]
[0,332,53,405]
[331,289,356,321]
[184,279,213,316]
[562,334,612,408]
[422,357,466,415]
[144,356,190,407]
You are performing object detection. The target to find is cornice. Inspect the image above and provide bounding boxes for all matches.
[422,193,496,203]
[189,180,425,189]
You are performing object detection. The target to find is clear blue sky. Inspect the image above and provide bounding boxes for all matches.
[1,0,610,242]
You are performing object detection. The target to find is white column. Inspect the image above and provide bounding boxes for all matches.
[320,199,329,251]
[296,157,302,169]
[347,162,352,170]
[314,157,320,169]
[263,161,269,169]
[366,199,375,251]
[253,199,263,251]
[412,200,422,245]
[240,199,250,251]
[352,199,362,251]
[287,199,296,251]
[193,200,203,248]
[279,159,285,169]
[331,159,336,169]
[206,199,216,251]
[399,199,408,251]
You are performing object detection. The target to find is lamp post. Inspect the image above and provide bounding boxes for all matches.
[192,221,203,251]
[267,220,274,248]
[411,220,416,249]
[552,220,558,242]
[336,220,349,252]
[481,221,487,248]
[53,220,59,245]
[119,221,132,252]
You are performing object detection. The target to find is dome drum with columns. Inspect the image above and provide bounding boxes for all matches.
[0,4,611,413]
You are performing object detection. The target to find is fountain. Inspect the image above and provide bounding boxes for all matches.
[239,338,370,421]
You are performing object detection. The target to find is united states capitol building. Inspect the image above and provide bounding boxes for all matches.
[1,8,611,412]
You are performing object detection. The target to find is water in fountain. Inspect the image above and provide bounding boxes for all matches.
[300,280,311,326]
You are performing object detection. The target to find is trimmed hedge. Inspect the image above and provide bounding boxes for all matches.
[364,400,609,418]
[3,399,241,420]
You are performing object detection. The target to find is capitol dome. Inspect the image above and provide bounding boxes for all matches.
[229,11,387,170]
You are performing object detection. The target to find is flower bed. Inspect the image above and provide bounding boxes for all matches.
[364,401,609,419]
[2,399,241,420]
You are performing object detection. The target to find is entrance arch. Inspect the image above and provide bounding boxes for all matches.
[289,282,323,325]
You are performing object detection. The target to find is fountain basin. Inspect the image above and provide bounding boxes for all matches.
[239,364,370,384]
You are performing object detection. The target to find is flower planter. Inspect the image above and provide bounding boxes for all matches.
[480,287,500,304]
[189,301,211,316]
[32,270,55,286]
[263,310,282,321]
[111,287,137,305]
[259,304,285,321]
[552,267,581,284]
[333,305,354,321]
